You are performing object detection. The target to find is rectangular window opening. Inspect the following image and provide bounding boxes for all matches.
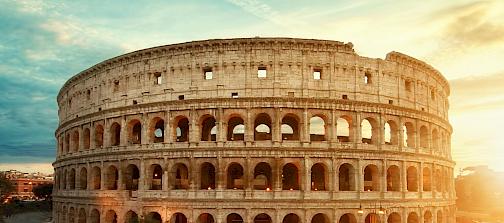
[113,81,120,92]
[133,100,138,105]
[389,100,394,105]
[313,68,322,80]
[204,68,213,80]
[405,80,412,92]
[231,92,239,98]
[154,73,162,85]
[342,95,348,100]
[364,73,372,84]
[178,95,185,100]
[288,92,295,97]
[257,67,267,78]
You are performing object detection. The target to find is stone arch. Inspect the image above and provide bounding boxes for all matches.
[311,163,327,191]
[282,213,300,223]
[61,205,67,222]
[387,165,401,191]
[95,124,104,148]
[228,115,245,141]
[91,166,101,190]
[365,213,380,223]
[174,116,189,142]
[201,162,216,189]
[227,213,243,223]
[150,117,165,143]
[385,120,398,145]
[79,167,87,190]
[146,212,162,223]
[105,165,118,190]
[419,125,429,148]
[171,212,188,223]
[125,210,139,223]
[364,164,380,191]
[68,207,76,223]
[437,210,443,223]
[387,212,401,223]
[124,164,140,191]
[423,167,432,191]
[83,128,90,150]
[424,211,433,223]
[309,115,327,141]
[408,212,419,223]
[361,117,379,144]
[201,115,217,141]
[105,209,118,223]
[339,213,357,223]
[253,162,272,190]
[339,163,355,191]
[282,163,300,190]
[337,115,352,142]
[150,164,163,190]
[198,213,215,223]
[281,113,300,140]
[435,169,442,192]
[110,122,121,146]
[62,169,67,190]
[90,208,100,223]
[407,166,418,192]
[432,128,439,150]
[72,130,80,151]
[65,133,70,153]
[78,208,86,223]
[254,213,272,223]
[254,113,272,141]
[227,162,244,189]
[172,163,189,189]
[403,122,415,147]
[69,168,76,190]
[311,213,329,223]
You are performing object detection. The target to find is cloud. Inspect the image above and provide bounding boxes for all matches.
[449,72,504,112]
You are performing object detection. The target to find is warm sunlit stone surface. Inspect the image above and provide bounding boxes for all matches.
[53,38,455,223]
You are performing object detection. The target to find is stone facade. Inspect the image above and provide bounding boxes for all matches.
[52,38,455,223]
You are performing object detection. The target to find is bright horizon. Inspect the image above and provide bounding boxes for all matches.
[1,0,503,174]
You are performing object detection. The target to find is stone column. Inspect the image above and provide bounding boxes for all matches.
[301,109,309,143]
[354,112,362,144]
[103,119,110,148]
[141,114,148,145]
[304,157,310,193]
[245,109,253,142]
[120,116,127,146]
[330,110,338,143]
[139,158,146,191]
[117,159,124,190]
[273,108,281,143]
[100,161,105,190]
[165,110,172,144]
[90,124,96,150]
[190,109,198,144]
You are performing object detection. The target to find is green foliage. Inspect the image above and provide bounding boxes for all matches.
[32,183,53,200]
[0,173,14,202]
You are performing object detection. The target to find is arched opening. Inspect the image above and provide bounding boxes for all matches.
[435,169,442,192]
[361,118,378,144]
[201,162,216,189]
[125,210,139,223]
[423,167,432,191]
[337,116,352,142]
[69,168,76,190]
[339,214,357,223]
[128,120,143,144]
[310,116,326,141]
[65,133,70,153]
[312,213,329,223]
[282,163,299,190]
[408,213,419,223]
[339,163,355,191]
[68,207,76,223]
[253,162,272,190]
[175,116,189,142]
[124,164,140,191]
[364,165,379,191]
[151,117,165,143]
[387,165,401,191]
[198,213,215,223]
[105,165,118,190]
[201,116,217,141]
[61,206,67,222]
[173,163,189,189]
[150,164,163,190]
[95,124,104,148]
[83,128,90,150]
[403,122,415,147]
[387,213,401,223]
[110,122,121,146]
[282,213,300,223]
[311,163,326,191]
[90,209,100,223]
[78,208,86,223]
[172,213,187,223]
[62,170,67,190]
[227,116,245,141]
[146,212,162,223]
[105,210,118,223]
[420,126,428,148]
[91,166,101,190]
[385,121,398,145]
[407,166,418,192]
[254,213,272,223]
[424,211,433,223]
[79,167,87,190]
[432,129,439,150]
[365,213,380,223]
[281,114,299,140]
[72,130,80,151]
[254,113,272,141]
[437,211,443,223]
[227,163,244,189]
[227,213,243,223]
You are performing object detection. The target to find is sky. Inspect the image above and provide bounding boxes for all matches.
[0,0,503,174]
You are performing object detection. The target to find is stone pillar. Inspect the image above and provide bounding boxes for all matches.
[217,157,225,189]
[165,110,172,144]
[141,114,148,145]
[398,117,404,151]
[77,127,84,152]
[190,109,198,144]
[304,157,310,193]
[86,162,91,190]
[274,158,282,190]
[120,116,127,146]
[419,162,424,198]
[162,158,169,191]
[354,113,362,144]
[245,109,254,142]
[402,161,407,196]
[301,109,309,143]
[100,161,105,190]
[139,158,146,191]
[103,119,110,148]
[90,124,96,150]
[117,160,124,190]
[273,108,281,143]
[330,110,338,143]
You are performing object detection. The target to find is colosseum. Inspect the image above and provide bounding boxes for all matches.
[53,38,455,223]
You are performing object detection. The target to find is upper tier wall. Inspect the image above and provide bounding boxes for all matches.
[57,38,450,124]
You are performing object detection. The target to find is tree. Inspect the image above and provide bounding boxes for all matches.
[32,183,53,200]
[0,173,13,202]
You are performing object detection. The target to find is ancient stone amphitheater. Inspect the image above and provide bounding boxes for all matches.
[53,38,455,223]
